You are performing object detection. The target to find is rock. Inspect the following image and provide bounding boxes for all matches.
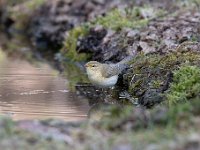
[77,10,200,63]
[139,89,164,108]
[77,27,107,54]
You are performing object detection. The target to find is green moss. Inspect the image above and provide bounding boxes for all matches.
[167,65,200,105]
[151,80,163,89]
[25,0,46,10]
[0,116,15,136]
[62,26,91,61]
[164,65,200,124]
[92,8,148,31]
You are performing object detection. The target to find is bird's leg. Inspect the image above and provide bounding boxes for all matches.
[119,91,139,106]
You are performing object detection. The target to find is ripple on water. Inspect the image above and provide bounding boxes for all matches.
[0,51,89,121]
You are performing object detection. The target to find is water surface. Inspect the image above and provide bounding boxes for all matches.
[0,50,90,121]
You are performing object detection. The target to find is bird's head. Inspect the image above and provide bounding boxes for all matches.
[85,61,102,76]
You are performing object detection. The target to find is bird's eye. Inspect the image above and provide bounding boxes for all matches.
[92,65,96,67]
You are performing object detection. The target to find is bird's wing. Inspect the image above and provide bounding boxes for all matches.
[102,64,127,78]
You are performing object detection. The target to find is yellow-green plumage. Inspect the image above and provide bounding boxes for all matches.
[85,57,131,87]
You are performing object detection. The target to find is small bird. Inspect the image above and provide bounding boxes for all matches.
[85,57,132,87]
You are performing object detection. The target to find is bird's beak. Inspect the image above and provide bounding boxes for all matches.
[84,64,88,67]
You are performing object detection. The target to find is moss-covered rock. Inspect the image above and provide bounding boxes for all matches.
[61,26,91,61]
[124,43,200,107]
[164,65,200,126]
[167,65,200,105]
